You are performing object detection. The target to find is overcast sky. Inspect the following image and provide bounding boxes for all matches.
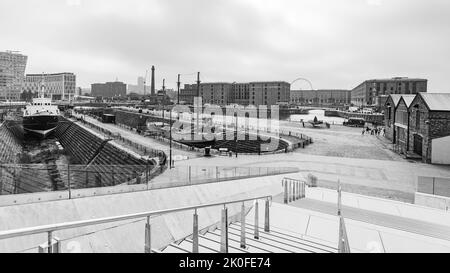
[1,0,450,91]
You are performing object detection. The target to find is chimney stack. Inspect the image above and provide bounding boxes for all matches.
[151,66,155,96]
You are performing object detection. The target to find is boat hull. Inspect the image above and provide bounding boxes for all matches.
[23,114,59,137]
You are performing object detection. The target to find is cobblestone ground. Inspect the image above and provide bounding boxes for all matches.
[280,121,405,161]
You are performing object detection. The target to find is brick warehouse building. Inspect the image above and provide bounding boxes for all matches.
[392,95,415,155]
[384,94,402,142]
[384,93,450,164]
[408,93,450,164]
[352,77,427,107]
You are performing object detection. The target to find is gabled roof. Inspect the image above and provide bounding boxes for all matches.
[400,95,416,108]
[418,93,450,111]
[385,94,403,107]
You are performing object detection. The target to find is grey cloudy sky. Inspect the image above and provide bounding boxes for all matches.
[1,0,450,91]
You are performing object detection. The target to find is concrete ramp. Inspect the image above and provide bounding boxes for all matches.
[0,172,305,253]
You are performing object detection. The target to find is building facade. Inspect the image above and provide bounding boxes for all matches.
[408,93,450,164]
[393,95,415,155]
[179,84,199,104]
[290,89,351,106]
[352,77,427,107]
[248,82,290,107]
[0,51,28,101]
[179,81,290,106]
[24,73,76,101]
[384,94,402,142]
[91,81,127,98]
[232,83,250,106]
[384,93,450,164]
[199,83,234,105]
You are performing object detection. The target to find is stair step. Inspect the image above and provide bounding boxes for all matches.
[162,244,190,253]
[246,220,337,252]
[210,229,290,253]
[197,234,249,253]
[203,231,269,253]
[229,223,332,253]
[179,240,217,253]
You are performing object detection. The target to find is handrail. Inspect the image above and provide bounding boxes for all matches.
[0,195,272,241]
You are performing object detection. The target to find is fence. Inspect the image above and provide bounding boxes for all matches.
[0,164,298,200]
[72,115,165,159]
[0,163,154,196]
[282,177,306,204]
[417,176,450,198]
[0,195,272,253]
[148,166,299,190]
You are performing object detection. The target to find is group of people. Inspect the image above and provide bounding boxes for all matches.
[362,126,385,136]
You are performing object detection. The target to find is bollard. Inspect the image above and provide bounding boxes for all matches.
[264,199,270,232]
[193,210,199,253]
[220,206,228,253]
[254,200,260,239]
[240,203,246,249]
[144,217,151,253]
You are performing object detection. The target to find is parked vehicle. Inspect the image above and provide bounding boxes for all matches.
[343,118,365,127]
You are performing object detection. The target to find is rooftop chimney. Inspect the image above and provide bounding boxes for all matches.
[151,66,155,96]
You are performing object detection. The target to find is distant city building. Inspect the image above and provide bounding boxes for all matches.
[0,51,28,101]
[91,81,126,98]
[248,81,290,107]
[290,89,351,106]
[352,77,427,107]
[179,84,199,105]
[179,81,290,106]
[233,83,250,106]
[24,73,76,101]
[200,83,234,105]
[384,93,450,164]
[127,76,150,95]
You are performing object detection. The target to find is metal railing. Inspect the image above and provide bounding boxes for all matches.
[0,195,272,253]
[417,176,450,198]
[337,180,351,253]
[282,177,306,204]
[0,164,296,199]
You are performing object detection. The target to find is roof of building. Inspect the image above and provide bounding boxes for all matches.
[26,73,75,77]
[386,94,403,107]
[418,93,450,111]
[399,95,416,108]
[367,77,427,82]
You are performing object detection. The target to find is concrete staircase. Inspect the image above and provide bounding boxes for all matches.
[160,205,337,254]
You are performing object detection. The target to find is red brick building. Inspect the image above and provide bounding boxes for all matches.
[384,93,450,164]
[408,93,450,164]
[384,94,402,142]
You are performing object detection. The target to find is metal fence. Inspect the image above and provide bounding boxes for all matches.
[0,163,154,196]
[417,176,450,198]
[148,166,299,190]
[0,164,298,199]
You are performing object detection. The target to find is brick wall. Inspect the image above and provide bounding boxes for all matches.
[408,95,450,163]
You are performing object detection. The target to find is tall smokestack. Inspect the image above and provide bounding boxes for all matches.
[151,65,155,96]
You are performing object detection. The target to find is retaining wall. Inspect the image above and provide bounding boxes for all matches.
[0,172,305,253]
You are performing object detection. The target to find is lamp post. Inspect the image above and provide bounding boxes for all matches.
[169,106,173,169]
[177,74,181,105]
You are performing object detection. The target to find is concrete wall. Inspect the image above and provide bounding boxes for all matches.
[432,135,450,164]
[0,173,304,253]
[415,192,450,211]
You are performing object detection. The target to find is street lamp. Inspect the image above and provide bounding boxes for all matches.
[169,106,173,169]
